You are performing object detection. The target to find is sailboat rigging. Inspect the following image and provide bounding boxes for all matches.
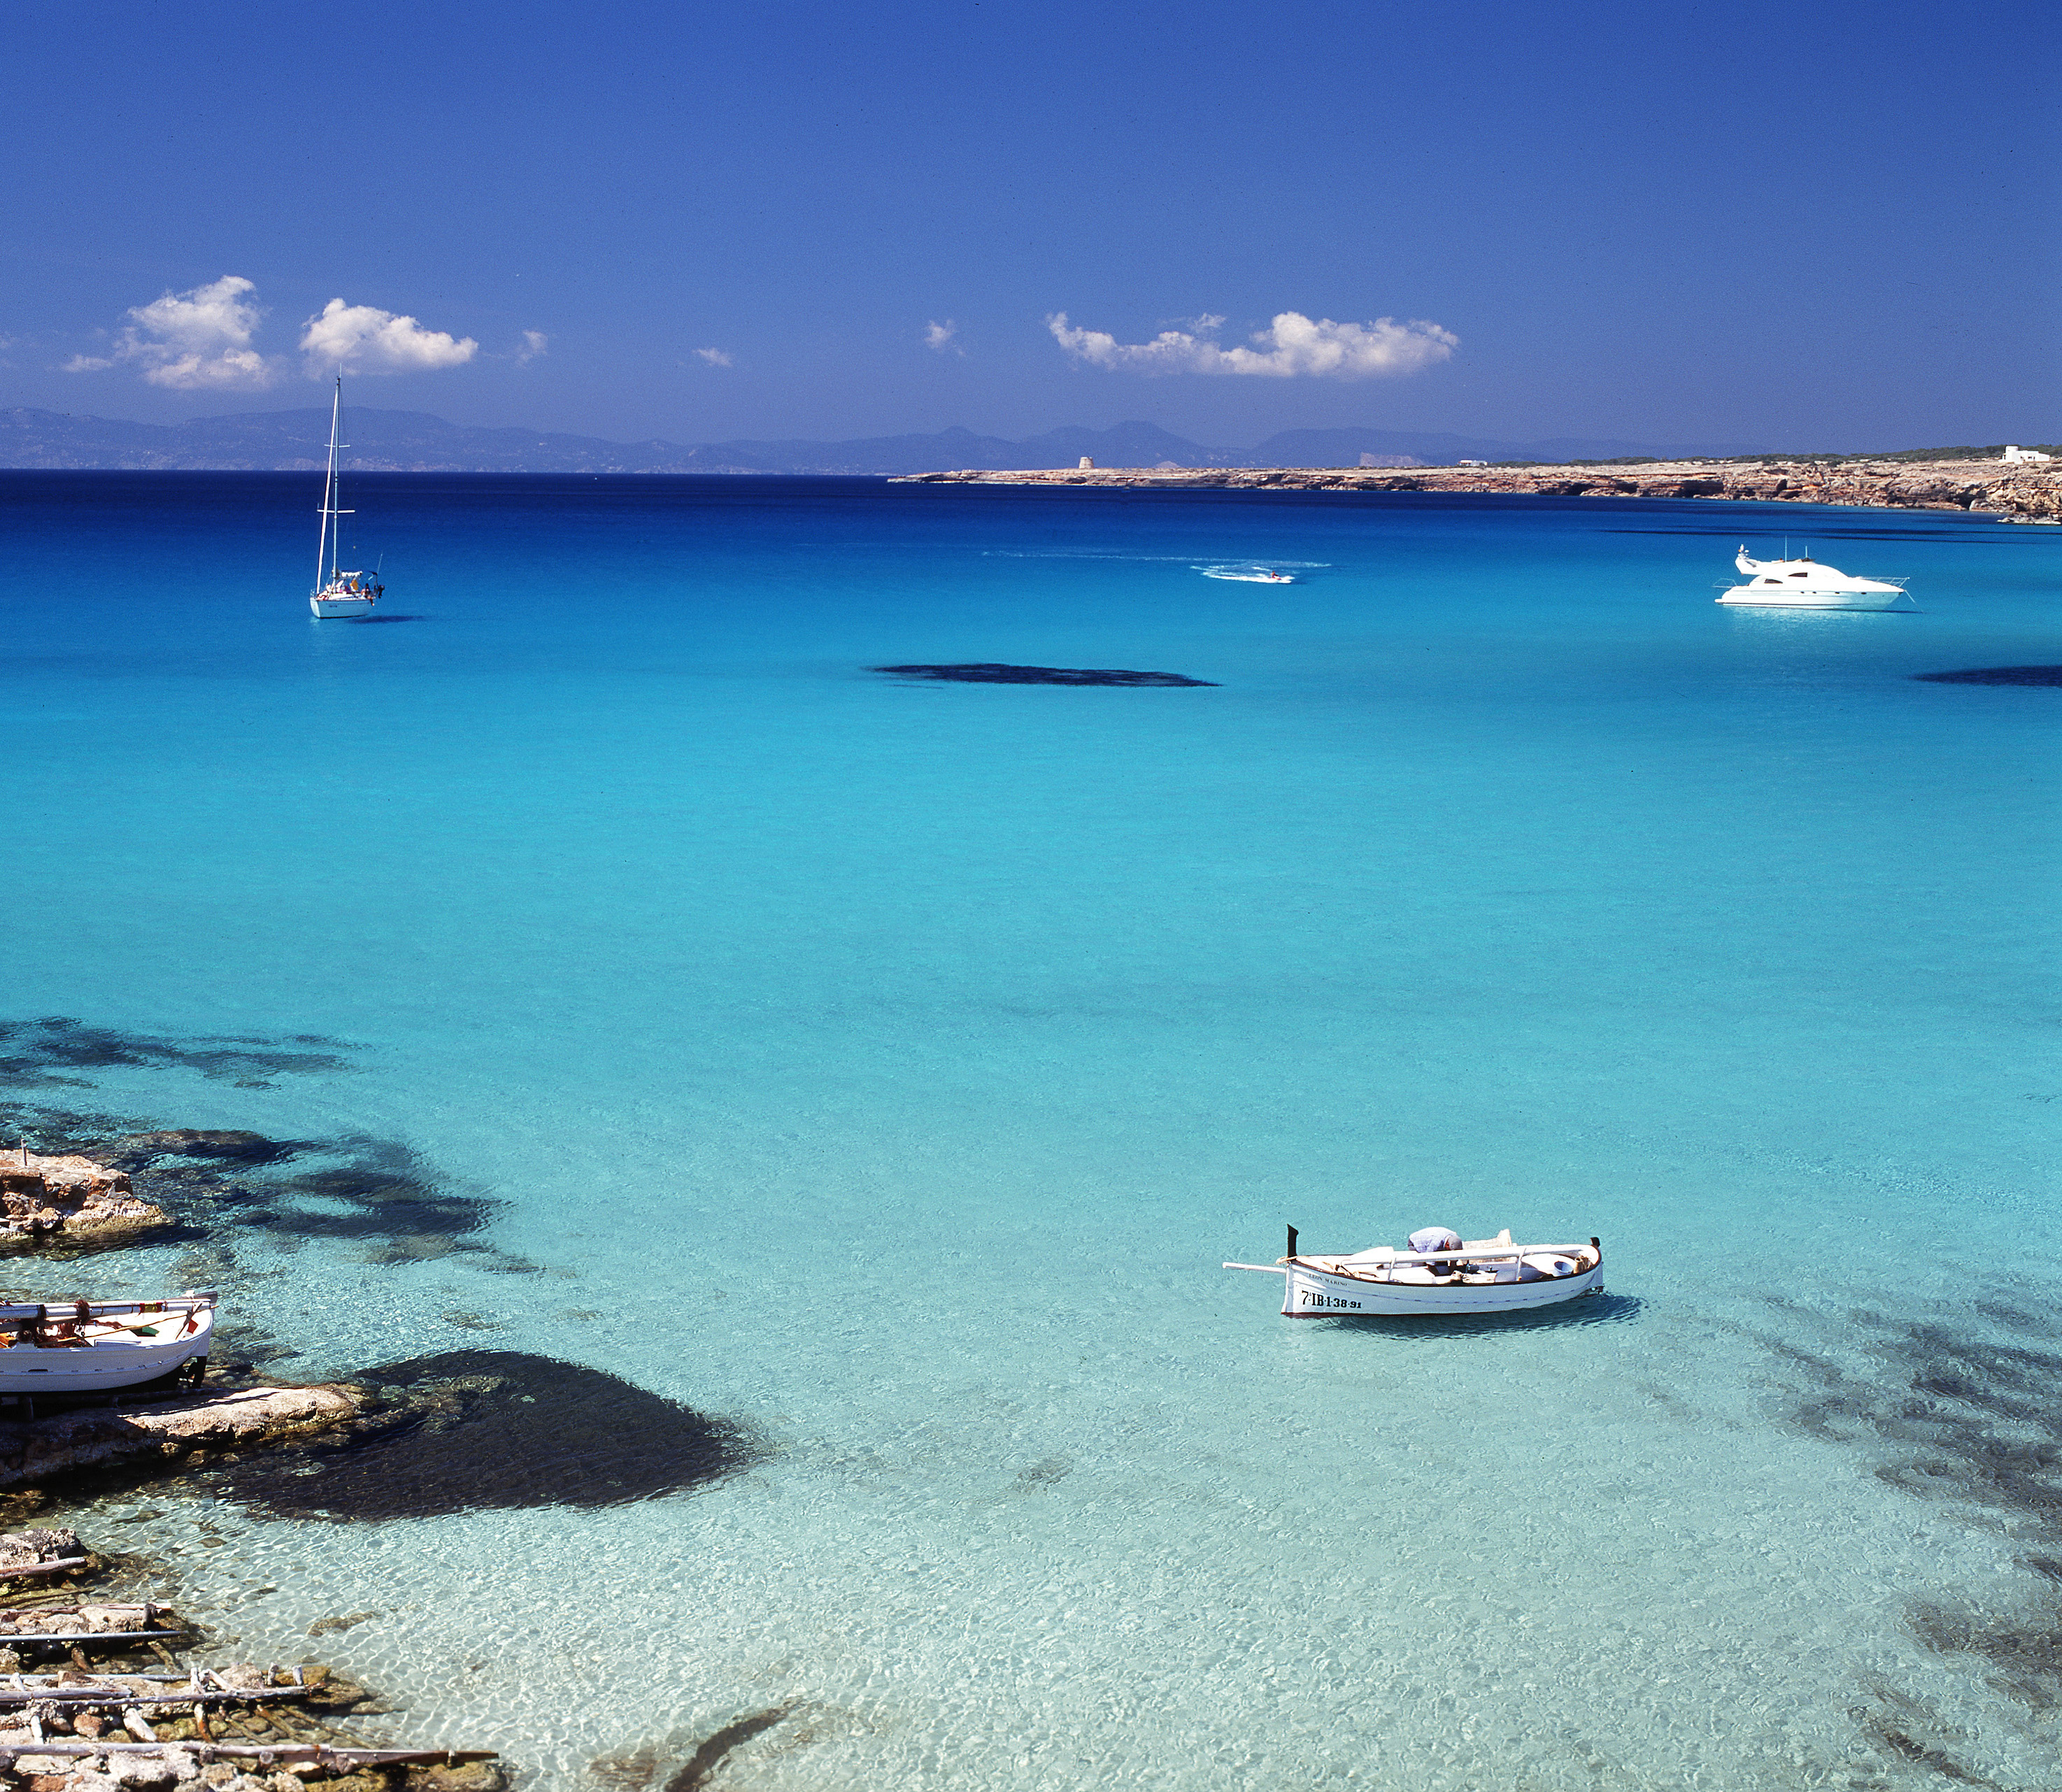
[309,376,383,618]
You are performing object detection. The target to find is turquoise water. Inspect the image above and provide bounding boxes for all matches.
[2,473,2058,1788]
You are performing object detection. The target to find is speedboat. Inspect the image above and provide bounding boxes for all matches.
[1226,1226,1603,1316]
[1718,546,1911,609]
[1199,564,1295,584]
[0,1295,214,1399]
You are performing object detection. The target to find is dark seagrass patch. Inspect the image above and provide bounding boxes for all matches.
[871,662,1216,685]
[1743,1287,2062,1770]
[1912,666,2062,686]
[0,1018,353,1090]
[211,1350,758,1520]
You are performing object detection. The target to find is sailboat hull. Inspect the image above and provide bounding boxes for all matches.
[310,593,377,618]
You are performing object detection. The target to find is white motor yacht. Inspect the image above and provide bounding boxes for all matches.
[1718,546,1911,609]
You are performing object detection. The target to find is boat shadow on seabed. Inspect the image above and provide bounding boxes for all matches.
[1311,1289,1644,1339]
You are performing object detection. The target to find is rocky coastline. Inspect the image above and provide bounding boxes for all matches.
[0,1526,502,1792]
[0,1386,367,1493]
[0,1117,757,1792]
[2,1155,169,1245]
[894,456,2062,522]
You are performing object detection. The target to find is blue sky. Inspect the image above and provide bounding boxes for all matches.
[5,0,2055,449]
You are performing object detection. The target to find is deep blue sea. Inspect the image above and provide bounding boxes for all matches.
[2,471,2057,1789]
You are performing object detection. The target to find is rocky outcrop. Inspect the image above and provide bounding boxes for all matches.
[0,1656,502,1792]
[0,1599,166,1637]
[1982,470,2062,522]
[0,1385,367,1491]
[896,458,2062,522]
[0,1155,166,1240]
[0,1526,81,1572]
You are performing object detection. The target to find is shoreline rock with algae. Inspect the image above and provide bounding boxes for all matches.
[0,1387,367,1493]
[0,1154,168,1244]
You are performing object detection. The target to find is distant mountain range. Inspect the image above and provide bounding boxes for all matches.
[0,405,1769,474]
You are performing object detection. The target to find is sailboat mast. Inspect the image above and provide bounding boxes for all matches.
[317,376,339,590]
[330,377,343,584]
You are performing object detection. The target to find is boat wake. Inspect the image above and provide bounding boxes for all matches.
[1197,562,1302,584]
[982,550,1202,563]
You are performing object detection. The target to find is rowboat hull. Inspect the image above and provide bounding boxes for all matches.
[0,1302,213,1396]
[1281,1258,1602,1316]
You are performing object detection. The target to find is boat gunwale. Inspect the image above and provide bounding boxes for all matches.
[1291,1239,1601,1285]
[1279,1252,1605,1314]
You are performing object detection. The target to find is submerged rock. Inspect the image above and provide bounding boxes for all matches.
[592,1703,801,1792]
[95,1132,303,1171]
[872,662,1216,686]
[212,1351,755,1521]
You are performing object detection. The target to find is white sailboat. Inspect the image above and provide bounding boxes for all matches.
[309,376,383,619]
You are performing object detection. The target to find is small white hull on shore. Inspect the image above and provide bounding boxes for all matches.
[1228,1231,1603,1318]
[0,1297,213,1398]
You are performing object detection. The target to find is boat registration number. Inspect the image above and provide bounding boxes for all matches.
[1299,1291,1361,1310]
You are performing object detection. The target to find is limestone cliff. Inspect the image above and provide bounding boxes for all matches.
[896,457,2062,522]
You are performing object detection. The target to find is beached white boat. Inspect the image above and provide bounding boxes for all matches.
[0,1294,214,1397]
[310,377,383,619]
[1226,1226,1602,1316]
[1718,546,1910,610]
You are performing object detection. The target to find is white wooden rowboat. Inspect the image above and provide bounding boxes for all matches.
[0,1295,215,1397]
[1227,1227,1602,1316]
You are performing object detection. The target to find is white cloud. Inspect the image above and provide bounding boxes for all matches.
[694,348,734,367]
[516,329,548,364]
[104,274,278,389]
[1048,308,1458,378]
[300,298,478,375]
[925,319,963,356]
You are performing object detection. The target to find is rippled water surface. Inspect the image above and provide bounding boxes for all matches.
[2,474,2057,1789]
